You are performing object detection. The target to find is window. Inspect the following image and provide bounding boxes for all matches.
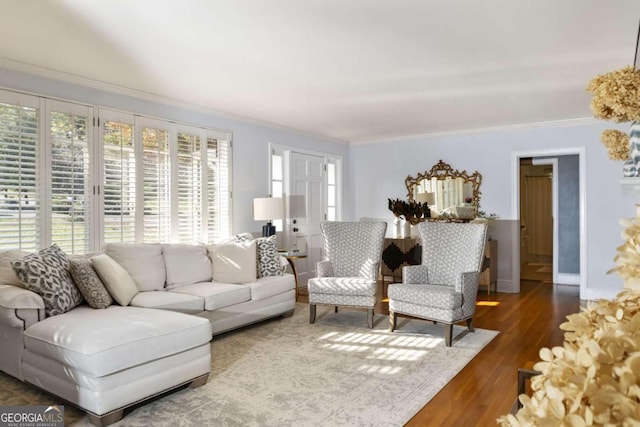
[0,90,232,252]
[326,160,337,221]
[270,148,284,231]
[101,112,136,244]
[47,101,94,254]
[0,94,39,251]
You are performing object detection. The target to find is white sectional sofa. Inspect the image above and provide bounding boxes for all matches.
[0,240,296,426]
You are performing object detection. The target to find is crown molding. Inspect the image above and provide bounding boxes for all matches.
[0,58,348,146]
[349,117,600,145]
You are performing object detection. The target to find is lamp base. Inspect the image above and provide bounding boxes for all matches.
[262,223,276,237]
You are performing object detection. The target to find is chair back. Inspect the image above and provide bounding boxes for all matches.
[320,221,387,278]
[417,221,488,286]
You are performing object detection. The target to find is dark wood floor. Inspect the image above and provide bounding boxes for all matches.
[300,279,580,427]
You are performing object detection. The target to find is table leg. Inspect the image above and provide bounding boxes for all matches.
[287,258,299,301]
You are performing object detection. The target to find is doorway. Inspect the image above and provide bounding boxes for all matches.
[519,158,554,284]
[511,148,586,297]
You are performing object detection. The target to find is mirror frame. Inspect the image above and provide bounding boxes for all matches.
[405,160,482,217]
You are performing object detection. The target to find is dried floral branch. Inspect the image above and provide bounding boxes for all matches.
[601,129,630,161]
[498,289,640,426]
[586,66,640,122]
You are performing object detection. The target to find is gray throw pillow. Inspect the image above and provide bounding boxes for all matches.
[235,234,283,278]
[69,258,113,309]
[11,244,84,316]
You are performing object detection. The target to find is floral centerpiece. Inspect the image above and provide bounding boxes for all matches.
[387,198,429,225]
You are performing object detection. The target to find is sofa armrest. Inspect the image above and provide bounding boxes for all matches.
[317,260,334,278]
[402,265,429,284]
[0,285,44,310]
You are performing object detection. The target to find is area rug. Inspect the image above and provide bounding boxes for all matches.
[0,304,498,426]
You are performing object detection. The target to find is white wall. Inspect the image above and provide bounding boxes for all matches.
[0,68,350,236]
[349,121,636,300]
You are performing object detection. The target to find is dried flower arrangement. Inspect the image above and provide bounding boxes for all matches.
[387,198,429,225]
[498,289,640,426]
[608,216,640,291]
[498,215,640,426]
[586,66,640,122]
[601,129,631,161]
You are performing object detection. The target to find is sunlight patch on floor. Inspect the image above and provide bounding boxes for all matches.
[476,301,500,307]
[371,347,428,361]
[388,335,441,348]
[357,364,402,375]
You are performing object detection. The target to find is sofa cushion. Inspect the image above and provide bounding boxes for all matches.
[0,249,31,288]
[69,258,113,309]
[104,243,165,291]
[11,244,84,317]
[91,254,138,306]
[171,282,251,310]
[246,274,295,301]
[163,244,212,289]
[208,240,256,284]
[23,305,212,377]
[130,291,204,314]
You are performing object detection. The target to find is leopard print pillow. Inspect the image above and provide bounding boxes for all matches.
[11,244,84,316]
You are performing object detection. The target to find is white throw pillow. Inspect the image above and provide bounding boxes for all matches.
[91,254,139,306]
[163,244,212,289]
[104,243,165,291]
[208,240,257,284]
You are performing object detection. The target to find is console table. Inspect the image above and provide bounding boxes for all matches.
[381,237,498,295]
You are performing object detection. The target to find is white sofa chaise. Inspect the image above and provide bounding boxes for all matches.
[0,240,296,426]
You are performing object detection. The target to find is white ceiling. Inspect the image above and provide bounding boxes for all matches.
[0,1,638,143]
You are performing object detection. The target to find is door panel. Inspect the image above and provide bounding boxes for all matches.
[290,152,324,287]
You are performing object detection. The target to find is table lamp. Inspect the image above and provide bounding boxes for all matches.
[253,197,284,237]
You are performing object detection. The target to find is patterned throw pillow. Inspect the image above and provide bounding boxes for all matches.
[234,234,283,278]
[11,244,84,316]
[69,258,113,309]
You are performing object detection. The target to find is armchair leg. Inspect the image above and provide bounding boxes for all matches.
[310,304,316,324]
[389,311,397,332]
[444,324,453,347]
[466,318,475,332]
[367,308,374,329]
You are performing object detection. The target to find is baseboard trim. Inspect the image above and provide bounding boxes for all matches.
[496,279,516,293]
[557,273,580,286]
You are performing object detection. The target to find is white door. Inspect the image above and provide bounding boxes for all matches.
[290,152,325,287]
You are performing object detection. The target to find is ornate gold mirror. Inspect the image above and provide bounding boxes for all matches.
[405,160,482,220]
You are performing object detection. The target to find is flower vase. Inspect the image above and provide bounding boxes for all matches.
[402,220,411,238]
[393,217,402,238]
[623,121,640,177]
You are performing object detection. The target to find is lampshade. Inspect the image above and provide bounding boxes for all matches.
[253,197,284,221]
[416,192,435,205]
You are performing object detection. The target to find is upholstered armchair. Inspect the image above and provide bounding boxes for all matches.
[308,221,387,328]
[387,221,488,346]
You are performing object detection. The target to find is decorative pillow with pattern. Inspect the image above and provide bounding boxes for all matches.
[69,258,113,309]
[235,234,283,278]
[11,244,84,316]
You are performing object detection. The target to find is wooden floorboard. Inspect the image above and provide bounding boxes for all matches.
[300,280,580,426]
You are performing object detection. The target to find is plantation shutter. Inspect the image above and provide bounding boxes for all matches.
[206,136,231,242]
[176,129,202,243]
[0,92,40,251]
[100,110,136,244]
[47,100,94,255]
[139,120,172,243]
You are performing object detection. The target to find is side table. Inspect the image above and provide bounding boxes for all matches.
[278,251,307,301]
